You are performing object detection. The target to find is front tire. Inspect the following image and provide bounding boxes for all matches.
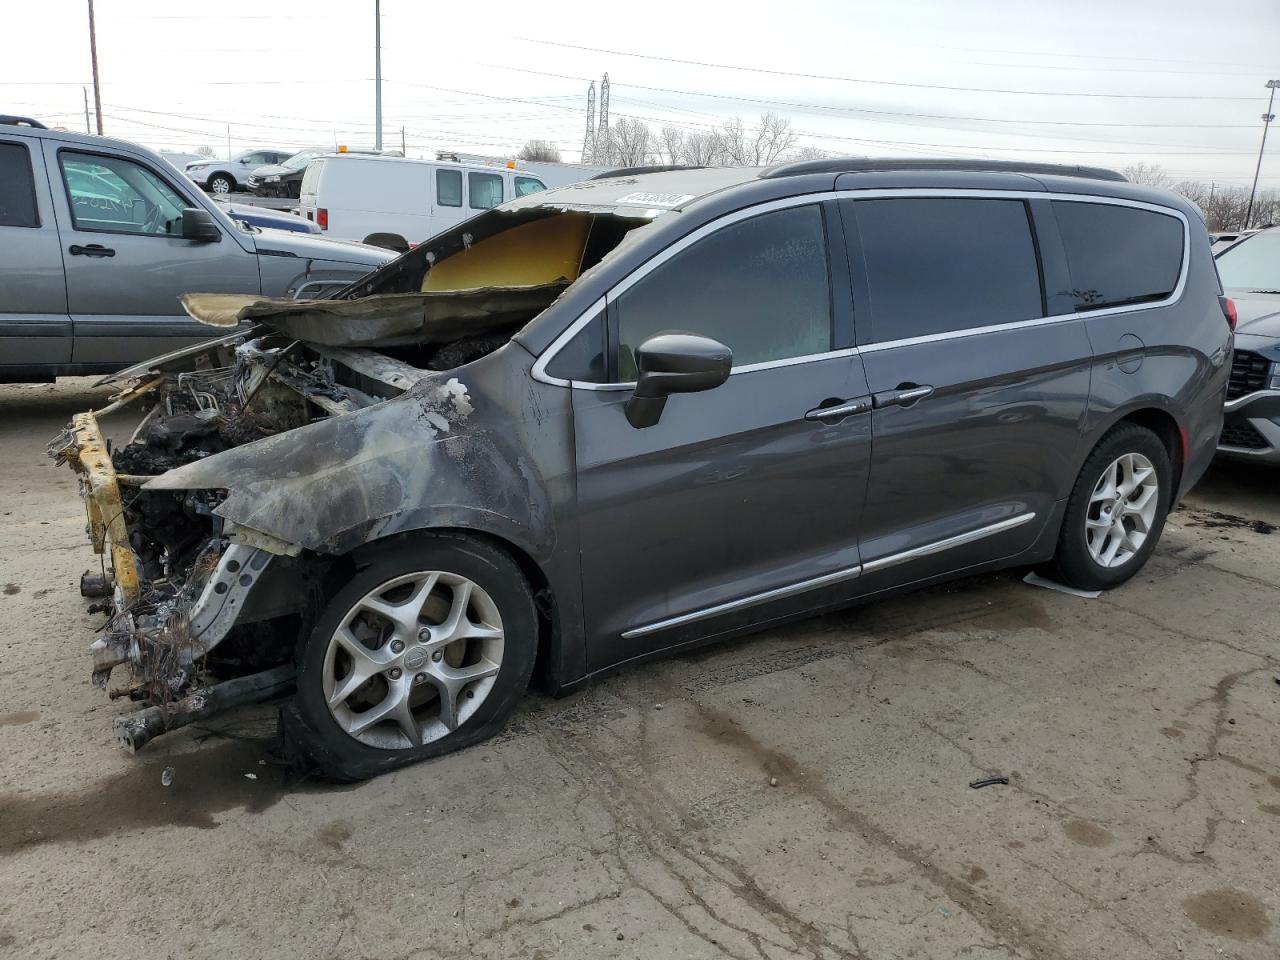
[1043,423,1172,591]
[208,173,235,195]
[291,534,537,780]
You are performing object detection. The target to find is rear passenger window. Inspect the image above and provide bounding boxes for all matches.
[852,198,1042,343]
[614,204,831,377]
[436,169,462,207]
[0,142,39,228]
[468,172,504,210]
[1052,201,1183,311]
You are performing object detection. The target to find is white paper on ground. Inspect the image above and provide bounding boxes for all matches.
[1022,571,1102,599]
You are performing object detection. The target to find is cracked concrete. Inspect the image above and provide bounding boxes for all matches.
[1,378,1278,959]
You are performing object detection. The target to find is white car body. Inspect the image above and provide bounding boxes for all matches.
[297,154,555,247]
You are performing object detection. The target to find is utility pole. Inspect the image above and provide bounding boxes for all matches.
[82,86,91,133]
[226,124,231,160]
[400,126,406,157]
[581,81,596,163]
[1245,80,1279,230]
[596,72,610,164]
[374,0,383,152]
[86,0,103,134]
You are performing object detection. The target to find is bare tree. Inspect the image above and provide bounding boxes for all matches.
[789,145,833,161]
[518,139,561,162]
[655,126,686,165]
[714,113,797,166]
[195,144,215,158]
[1120,162,1173,188]
[609,117,654,166]
[681,130,725,166]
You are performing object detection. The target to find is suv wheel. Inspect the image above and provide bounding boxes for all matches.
[1043,423,1172,591]
[208,173,235,195]
[291,534,537,780]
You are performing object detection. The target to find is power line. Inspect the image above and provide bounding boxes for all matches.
[508,37,1267,101]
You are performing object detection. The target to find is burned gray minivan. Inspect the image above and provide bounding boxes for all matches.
[52,160,1231,780]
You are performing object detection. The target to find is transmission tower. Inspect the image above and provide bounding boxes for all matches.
[596,72,610,163]
[582,81,596,163]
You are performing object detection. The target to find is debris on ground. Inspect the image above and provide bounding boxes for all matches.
[1182,509,1276,535]
[969,775,1010,789]
[1023,572,1102,598]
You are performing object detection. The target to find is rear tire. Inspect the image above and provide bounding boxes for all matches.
[362,232,410,253]
[289,533,537,780]
[1041,423,1172,591]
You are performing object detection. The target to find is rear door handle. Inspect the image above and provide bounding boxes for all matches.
[872,384,934,408]
[804,396,872,422]
[69,244,115,258]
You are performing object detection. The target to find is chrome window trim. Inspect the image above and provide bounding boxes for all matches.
[530,188,1191,389]
[620,510,1037,639]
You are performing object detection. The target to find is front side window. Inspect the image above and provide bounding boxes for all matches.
[1053,201,1183,311]
[468,172,504,210]
[437,169,462,207]
[0,142,38,228]
[514,176,546,198]
[60,151,188,236]
[1210,229,1280,292]
[852,197,1043,343]
[615,204,832,378]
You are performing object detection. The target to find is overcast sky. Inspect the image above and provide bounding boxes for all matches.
[5,0,1279,186]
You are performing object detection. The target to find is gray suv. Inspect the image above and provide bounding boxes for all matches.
[0,118,393,382]
[51,159,1230,779]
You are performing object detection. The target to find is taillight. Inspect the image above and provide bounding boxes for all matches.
[1219,295,1237,330]
[316,207,328,230]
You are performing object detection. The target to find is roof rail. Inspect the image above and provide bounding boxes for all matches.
[760,157,1127,183]
[590,164,706,180]
[0,115,48,129]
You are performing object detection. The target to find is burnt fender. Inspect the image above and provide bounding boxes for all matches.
[145,374,555,561]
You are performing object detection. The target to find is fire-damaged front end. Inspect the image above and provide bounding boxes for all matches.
[49,186,663,752]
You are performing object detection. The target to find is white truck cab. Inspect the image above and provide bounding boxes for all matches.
[298,154,550,251]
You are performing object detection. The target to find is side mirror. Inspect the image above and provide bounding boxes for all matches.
[625,333,732,428]
[181,207,222,242]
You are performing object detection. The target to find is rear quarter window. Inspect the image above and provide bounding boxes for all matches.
[0,141,39,227]
[1052,201,1184,311]
[300,158,325,197]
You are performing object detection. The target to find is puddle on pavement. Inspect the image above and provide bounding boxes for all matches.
[1062,819,1113,848]
[1183,888,1271,941]
[0,711,39,728]
[0,737,338,855]
[2,584,19,595]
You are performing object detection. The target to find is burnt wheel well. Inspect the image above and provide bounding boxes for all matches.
[1116,407,1184,492]
[333,528,558,691]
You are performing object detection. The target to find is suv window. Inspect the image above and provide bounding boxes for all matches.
[852,198,1042,343]
[615,204,831,378]
[514,176,545,198]
[1215,229,1280,291]
[437,169,462,207]
[468,172,504,210]
[0,142,38,228]
[60,151,188,236]
[1053,201,1183,311]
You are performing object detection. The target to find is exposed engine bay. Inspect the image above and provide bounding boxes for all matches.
[48,204,648,751]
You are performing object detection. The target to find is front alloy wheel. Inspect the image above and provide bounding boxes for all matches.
[322,571,504,749]
[1084,452,1159,568]
[209,175,233,195]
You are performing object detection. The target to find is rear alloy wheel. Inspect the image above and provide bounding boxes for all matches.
[208,173,234,195]
[1043,423,1172,591]
[292,534,537,779]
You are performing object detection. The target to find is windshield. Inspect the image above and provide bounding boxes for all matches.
[282,150,318,172]
[1216,230,1280,291]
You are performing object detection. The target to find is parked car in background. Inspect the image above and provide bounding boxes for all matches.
[213,197,320,234]
[50,160,1229,779]
[1213,226,1280,460]
[185,148,292,195]
[298,152,548,250]
[159,150,203,171]
[247,148,324,199]
[0,118,393,382]
[1210,228,1258,254]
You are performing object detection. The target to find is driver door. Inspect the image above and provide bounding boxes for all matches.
[43,144,261,365]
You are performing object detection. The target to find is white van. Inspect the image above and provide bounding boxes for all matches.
[298,154,548,251]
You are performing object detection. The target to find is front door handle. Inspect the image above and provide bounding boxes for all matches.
[69,244,116,258]
[873,384,934,408]
[804,396,872,422]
